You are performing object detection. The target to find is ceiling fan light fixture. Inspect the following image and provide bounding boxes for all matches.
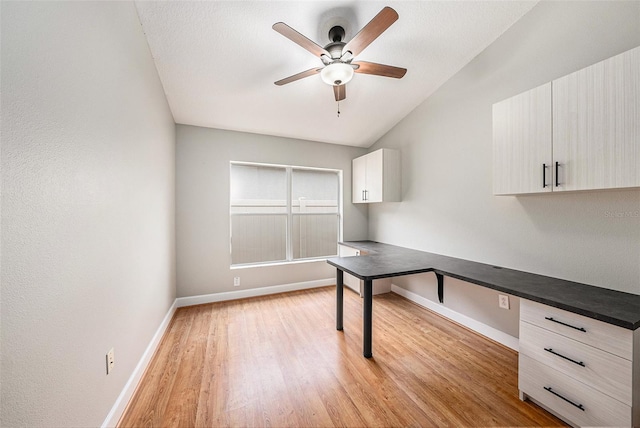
[320,62,354,86]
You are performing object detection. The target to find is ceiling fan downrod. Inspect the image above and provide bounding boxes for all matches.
[328,26,345,43]
[325,26,347,60]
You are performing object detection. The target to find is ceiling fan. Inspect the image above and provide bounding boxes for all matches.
[273,6,407,102]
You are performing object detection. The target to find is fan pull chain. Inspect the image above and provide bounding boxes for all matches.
[337,101,341,118]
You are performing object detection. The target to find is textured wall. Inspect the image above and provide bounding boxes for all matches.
[369,1,640,338]
[176,125,367,298]
[1,2,176,426]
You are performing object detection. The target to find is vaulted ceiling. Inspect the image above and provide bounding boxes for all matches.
[135,1,537,147]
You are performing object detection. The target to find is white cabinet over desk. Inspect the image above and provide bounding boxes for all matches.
[493,83,552,195]
[553,47,640,191]
[493,46,639,195]
[352,148,401,203]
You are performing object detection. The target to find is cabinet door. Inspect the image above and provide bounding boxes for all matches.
[553,47,640,191]
[352,155,367,203]
[352,149,401,203]
[493,83,553,195]
[365,149,384,202]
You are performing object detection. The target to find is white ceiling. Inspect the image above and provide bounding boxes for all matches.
[135,1,537,148]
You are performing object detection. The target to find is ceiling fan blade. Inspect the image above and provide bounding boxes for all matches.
[352,61,407,79]
[273,22,330,58]
[333,84,346,101]
[275,67,323,86]
[342,7,398,57]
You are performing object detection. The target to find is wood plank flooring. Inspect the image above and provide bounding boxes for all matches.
[119,286,566,427]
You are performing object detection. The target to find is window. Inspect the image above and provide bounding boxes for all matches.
[230,162,341,266]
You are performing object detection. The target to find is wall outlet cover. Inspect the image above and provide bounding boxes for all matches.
[498,294,510,310]
[106,348,115,375]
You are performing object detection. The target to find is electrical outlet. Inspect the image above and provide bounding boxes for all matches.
[106,348,115,375]
[498,294,510,310]
[233,277,240,287]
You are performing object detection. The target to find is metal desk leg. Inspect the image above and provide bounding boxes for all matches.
[363,279,373,358]
[436,273,444,303]
[336,269,344,331]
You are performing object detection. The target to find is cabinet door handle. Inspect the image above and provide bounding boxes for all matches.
[362,190,365,201]
[543,387,585,411]
[542,163,547,188]
[544,347,585,367]
[364,190,368,201]
[555,161,560,187]
[544,316,587,332]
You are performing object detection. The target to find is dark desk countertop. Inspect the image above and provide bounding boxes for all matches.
[327,241,640,330]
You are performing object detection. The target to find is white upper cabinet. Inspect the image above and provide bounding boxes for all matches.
[352,148,401,203]
[493,83,552,195]
[553,47,640,191]
[352,155,367,203]
[493,46,639,195]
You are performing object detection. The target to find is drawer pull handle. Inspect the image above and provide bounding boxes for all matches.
[544,386,585,411]
[544,347,585,367]
[544,316,586,332]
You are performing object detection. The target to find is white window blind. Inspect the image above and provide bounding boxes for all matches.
[230,162,341,266]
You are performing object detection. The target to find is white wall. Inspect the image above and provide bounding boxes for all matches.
[176,125,367,298]
[1,2,175,426]
[369,1,640,338]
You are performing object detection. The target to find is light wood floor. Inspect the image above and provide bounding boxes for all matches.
[119,286,566,427]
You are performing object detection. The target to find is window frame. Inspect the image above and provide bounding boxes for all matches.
[230,161,343,268]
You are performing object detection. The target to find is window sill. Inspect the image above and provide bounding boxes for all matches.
[230,257,335,270]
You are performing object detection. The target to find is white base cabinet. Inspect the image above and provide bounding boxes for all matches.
[352,149,401,203]
[519,299,639,427]
[338,244,391,296]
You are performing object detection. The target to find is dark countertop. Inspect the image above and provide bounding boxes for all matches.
[327,241,640,330]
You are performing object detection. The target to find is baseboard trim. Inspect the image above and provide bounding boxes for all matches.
[175,278,334,307]
[101,300,177,428]
[391,284,519,351]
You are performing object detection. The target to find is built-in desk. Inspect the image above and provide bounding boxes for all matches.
[327,240,640,427]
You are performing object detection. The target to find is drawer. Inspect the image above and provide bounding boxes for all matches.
[520,299,632,359]
[519,355,631,427]
[520,321,632,405]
